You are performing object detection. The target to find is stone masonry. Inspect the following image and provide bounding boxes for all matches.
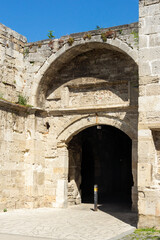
[138,0,160,228]
[0,0,159,228]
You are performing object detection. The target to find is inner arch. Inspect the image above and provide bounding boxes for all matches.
[68,124,133,207]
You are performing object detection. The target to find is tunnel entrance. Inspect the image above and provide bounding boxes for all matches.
[68,125,133,207]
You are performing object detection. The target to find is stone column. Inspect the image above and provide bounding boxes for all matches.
[55,142,69,208]
[138,0,160,228]
[61,87,69,108]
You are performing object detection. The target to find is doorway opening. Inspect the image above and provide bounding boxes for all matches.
[68,125,133,208]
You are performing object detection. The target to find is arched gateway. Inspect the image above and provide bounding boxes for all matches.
[56,115,138,210]
[68,125,132,206]
[1,0,160,229]
[36,38,139,211]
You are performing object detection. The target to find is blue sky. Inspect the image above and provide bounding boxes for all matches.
[0,0,139,43]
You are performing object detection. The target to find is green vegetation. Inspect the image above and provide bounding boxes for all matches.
[47,30,55,39]
[101,30,116,42]
[135,228,160,234]
[0,93,4,99]
[18,94,27,106]
[67,37,74,46]
[95,25,104,30]
[3,209,7,212]
[23,47,29,57]
[83,33,92,40]
[38,43,42,48]
[18,95,32,107]
[131,31,139,44]
[122,228,160,239]
[101,32,107,42]
[0,93,32,108]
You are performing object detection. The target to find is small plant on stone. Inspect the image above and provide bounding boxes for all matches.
[47,30,55,40]
[131,31,139,44]
[101,32,107,42]
[67,37,74,46]
[38,43,42,48]
[0,93,3,99]
[3,208,7,212]
[83,34,92,40]
[17,95,32,108]
[96,25,101,30]
[101,30,116,42]
[119,29,123,34]
[18,94,27,106]
[95,25,104,30]
[23,48,29,57]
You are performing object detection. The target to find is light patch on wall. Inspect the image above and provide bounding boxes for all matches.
[24,149,29,157]
[27,130,31,140]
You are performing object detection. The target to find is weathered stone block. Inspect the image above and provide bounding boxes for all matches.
[149,33,160,47]
[139,62,152,76]
[145,0,160,6]
[138,163,152,187]
[139,35,149,48]
[37,172,44,185]
[143,15,160,34]
[146,84,160,96]
[152,60,160,75]
[139,96,160,111]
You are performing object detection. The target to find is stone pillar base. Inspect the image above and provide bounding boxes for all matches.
[56,179,68,208]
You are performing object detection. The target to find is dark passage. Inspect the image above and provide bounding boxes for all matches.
[68,125,133,207]
[81,125,133,206]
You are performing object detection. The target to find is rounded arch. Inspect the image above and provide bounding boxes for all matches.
[57,115,137,145]
[55,114,138,209]
[31,36,138,106]
[67,118,134,206]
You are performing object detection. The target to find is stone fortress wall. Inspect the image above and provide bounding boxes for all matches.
[0,21,139,208]
[0,0,159,228]
[0,23,26,102]
[138,0,160,228]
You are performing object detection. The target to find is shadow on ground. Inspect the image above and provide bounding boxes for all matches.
[97,202,138,228]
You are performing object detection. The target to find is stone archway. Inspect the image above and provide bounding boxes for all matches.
[31,28,138,211]
[55,116,138,211]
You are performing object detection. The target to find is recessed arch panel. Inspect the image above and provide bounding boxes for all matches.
[32,37,138,107]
